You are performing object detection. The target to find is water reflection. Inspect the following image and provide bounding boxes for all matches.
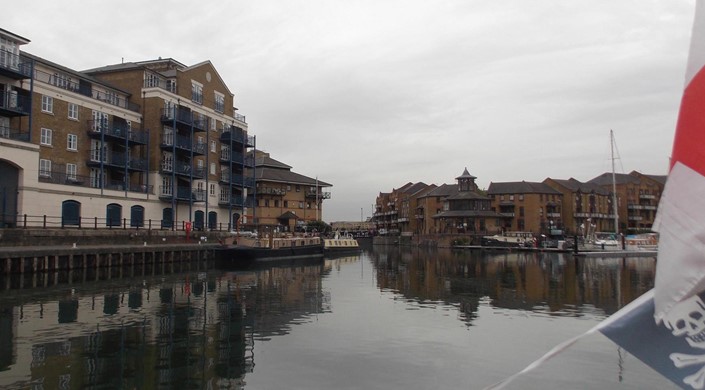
[0,249,660,389]
[370,248,656,325]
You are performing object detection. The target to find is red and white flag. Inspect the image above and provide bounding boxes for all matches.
[487,2,705,389]
[653,0,705,323]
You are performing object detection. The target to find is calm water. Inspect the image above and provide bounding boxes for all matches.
[0,247,678,389]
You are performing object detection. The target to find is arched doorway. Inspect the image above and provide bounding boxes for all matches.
[194,210,204,231]
[131,205,144,228]
[208,211,217,230]
[0,161,19,227]
[106,203,122,227]
[62,200,81,227]
[161,208,173,229]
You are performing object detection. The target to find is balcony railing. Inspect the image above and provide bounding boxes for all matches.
[89,151,147,171]
[0,125,30,142]
[160,161,205,178]
[88,120,147,144]
[639,194,656,200]
[33,68,140,112]
[159,186,206,202]
[0,90,31,116]
[38,171,152,194]
[161,132,206,154]
[0,50,33,78]
[161,107,206,130]
[258,187,286,195]
[305,189,331,199]
[218,194,248,207]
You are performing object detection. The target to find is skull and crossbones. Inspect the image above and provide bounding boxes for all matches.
[664,295,705,389]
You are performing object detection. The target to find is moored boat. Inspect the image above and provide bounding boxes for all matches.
[216,234,324,269]
[481,231,535,248]
[323,231,360,254]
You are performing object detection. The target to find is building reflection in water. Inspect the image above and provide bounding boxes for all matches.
[369,247,656,326]
[0,262,328,389]
[0,250,657,388]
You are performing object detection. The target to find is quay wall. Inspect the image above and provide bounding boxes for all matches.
[0,228,231,247]
[0,243,217,275]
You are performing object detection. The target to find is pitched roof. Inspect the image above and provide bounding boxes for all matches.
[587,172,639,186]
[547,178,610,195]
[255,168,331,187]
[423,184,458,197]
[445,191,489,201]
[455,167,477,180]
[487,181,561,195]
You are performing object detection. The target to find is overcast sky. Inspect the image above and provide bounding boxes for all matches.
[4,1,695,222]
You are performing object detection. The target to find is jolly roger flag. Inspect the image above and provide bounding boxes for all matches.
[597,290,705,390]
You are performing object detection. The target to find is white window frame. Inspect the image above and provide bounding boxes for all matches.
[67,134,77,151]
[210,140,216,153]
[214,92,225,113]
[68,103,79,120]
[66,163,77,181]
[40,128,52,146]
[210,183,216,197]
[210,162,216,175]
[41,95,53,113]
[191,81,203,104]
[39,159,51,177]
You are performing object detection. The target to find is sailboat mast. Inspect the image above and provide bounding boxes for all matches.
[610,130,619,234]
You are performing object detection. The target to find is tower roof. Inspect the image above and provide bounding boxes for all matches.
[455,167,476,180]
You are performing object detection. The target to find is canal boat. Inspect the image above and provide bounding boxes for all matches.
[323,231,360,255]
[481,231,535,248]
[215,233,324,268]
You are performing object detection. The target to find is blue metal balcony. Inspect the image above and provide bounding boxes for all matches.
[0,90,31,117]
[160,107,207,132]
[159,186,206,202]
[87,151,147,172]
[0,50,32,79]
[87,120,147,145]
[160,132,206,155]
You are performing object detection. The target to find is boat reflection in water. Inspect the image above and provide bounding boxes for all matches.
[0,248,669,389]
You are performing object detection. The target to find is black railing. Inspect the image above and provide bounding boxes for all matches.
[37,171,152,194]
[0,125,30,142]
[0,213,238,232]
[0,50,32,78]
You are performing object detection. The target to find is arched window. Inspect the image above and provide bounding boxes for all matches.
[61,200,81,227]
[130,205,144,228]
[106,203,122,227]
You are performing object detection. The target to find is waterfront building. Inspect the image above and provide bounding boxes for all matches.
[543,177,615,236]
[432,168,504,234]
[1,28,329,231]
[487,181,564,234]
[398,182,434,236]
[252,150,330,231]
[415,183,457,235]
[587,171,666,233]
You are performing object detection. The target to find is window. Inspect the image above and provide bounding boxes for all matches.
[197,159,204,170]
[284,201,289,208]
[40,128,52,146]
[191,81,203,104]
[210,163,216,175]
[68,103,79,120]
[210,183,216,197]
[67,134,77,151]
[299,202,304,209]
[264,199,270,207]
[214,92,225,113]
[274,200,279,207]
[41,95,53,113]
[509,195,514,201]
[166,79,177,93]
[211,140,216,152]
[52,73,72,89]
[39,159,51,177]
[145,73,160,88]
[66,163,77,181]
[296,185,300,192]
[518,194,524,201]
